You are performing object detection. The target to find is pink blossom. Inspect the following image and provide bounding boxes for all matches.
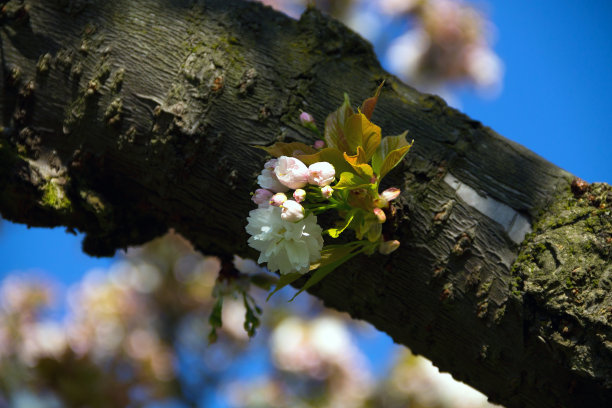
[321,185,333,199]
[381,187,401,202]
[281,200,304,222]
[257,159,288,193]
[293,189,306,203]
[264,159,278,170]
[299,111,315,126]
[308,162,335,186]
[252,189,273,207]
[270,192,288,207]
[373,208,387,223]
[275,156,309,189]
[313,140,325,149]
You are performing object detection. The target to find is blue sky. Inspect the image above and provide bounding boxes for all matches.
[458,0,612,183]
[0,0,611,403]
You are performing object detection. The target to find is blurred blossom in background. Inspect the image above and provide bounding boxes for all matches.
[0,232,500,408]
[2,0,612,407]
[258,0,504,105]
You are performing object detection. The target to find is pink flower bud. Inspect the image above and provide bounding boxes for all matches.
[270,192,288,207]
[373,208,387,223]
[308,161,335,186]
[299,111,315,126]
[321,185,333,199]
[293,189,306,203]
[252,189,273,207]
[381,187,400,202]
[379,240,400,255]
[280,200,304,222]
[313,140,325,149]
[275,156,309,189]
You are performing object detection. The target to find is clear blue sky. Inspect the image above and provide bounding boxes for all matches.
[1,0,611,399]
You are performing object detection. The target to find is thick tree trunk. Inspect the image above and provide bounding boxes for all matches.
[1,0,610,406]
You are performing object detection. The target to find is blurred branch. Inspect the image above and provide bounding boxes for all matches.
[0,0,610,406]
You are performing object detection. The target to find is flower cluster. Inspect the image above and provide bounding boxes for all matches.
[248,156,332,276]
[246,84,411,298]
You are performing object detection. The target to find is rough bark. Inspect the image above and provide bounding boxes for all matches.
[0,0,610,406]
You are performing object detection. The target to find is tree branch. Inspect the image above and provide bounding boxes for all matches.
[0,0,610,406]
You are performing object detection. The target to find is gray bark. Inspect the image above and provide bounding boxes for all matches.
[1,0,610,406]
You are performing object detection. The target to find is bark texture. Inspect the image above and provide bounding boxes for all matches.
[0,0,610,406]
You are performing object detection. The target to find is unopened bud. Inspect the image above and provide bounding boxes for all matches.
[321,185,333,199]
[379,240,400,255]
[270,192,288,207]
[299,111,315,125]
[313,139,325,149]
[373,208,386,223]
[252,189,273,207]
[293,189,306,203]
[281,200,304,222]
[381,187,400,202]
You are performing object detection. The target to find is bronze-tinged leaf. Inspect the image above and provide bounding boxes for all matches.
[256,142,317,158]
[360,114,381,161]
[361,81,385,120]
[343,149,374,180]
[324,93,354,152]
[344,113,363,154]
[343,146,367,165]
[372,131,412,179]
[298,147,354,175]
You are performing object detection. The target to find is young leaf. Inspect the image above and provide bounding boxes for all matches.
[342,152,374,181]
[255,141,317,158]
[344,113,363,154]
[324,93,354,152]
[334,171,372,190]
[326,209,357,238]
[343,146,367,165]
[266,272,303,301]
[298,147,354,175]
[372,131,413,179]
[243,293,261,338]
[290,245,364,301]
[360,114,382,161]
[208,297,224,343]
[361,81,385,120]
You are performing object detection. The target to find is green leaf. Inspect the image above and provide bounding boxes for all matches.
[255,142,317,158]
[372,131,413,180]
[243,293,261,338]
[324,93,354,152]
[250,273,278,290]
[343,150,374,181]
[344,113,363,154]
[298,147,354,175]
[266,272,303,301]
[289,245,363,301]
[327,209,357,238]
[334,171,371,190]
[360,114,382,161]
[361,81,385,120]
[207,297,224,344]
